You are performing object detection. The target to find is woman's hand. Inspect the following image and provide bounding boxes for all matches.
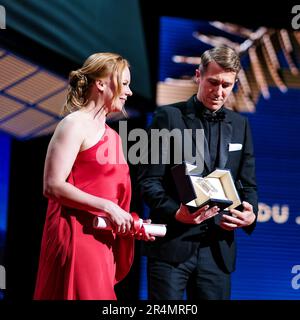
[134,219,156,241]
[106,202,133,235]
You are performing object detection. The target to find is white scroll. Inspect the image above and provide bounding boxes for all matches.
[93,216,167,237]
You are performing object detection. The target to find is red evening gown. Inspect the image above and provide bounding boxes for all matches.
[34,124,134,300]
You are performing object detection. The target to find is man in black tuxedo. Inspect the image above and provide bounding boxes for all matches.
[137,46,258,300]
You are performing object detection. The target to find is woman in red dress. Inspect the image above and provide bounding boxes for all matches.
[34,52,145,300]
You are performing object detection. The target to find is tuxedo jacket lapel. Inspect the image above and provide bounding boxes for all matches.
[218,111,232,169]
[181,98,211,173]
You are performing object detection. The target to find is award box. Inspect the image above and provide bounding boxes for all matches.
[171,162,241,212]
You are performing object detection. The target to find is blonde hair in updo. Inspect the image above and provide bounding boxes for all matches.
[62,52,130,116]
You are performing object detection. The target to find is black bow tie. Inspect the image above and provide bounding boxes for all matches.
[202,110,226,122]
[193,96,226,122]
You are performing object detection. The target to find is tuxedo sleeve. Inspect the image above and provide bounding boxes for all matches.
[238,118,258,234]
[137,107,180,224]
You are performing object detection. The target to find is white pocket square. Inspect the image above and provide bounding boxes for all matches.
[229,143,242,152]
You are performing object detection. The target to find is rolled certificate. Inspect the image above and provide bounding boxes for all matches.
[93,216,167,237]
[143,223,167,237]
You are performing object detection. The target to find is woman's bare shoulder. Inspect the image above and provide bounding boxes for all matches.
[59,111,86,129]
[54,111,87,139]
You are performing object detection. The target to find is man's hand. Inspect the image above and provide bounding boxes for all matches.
[175,204,220,224]
[220,201,256,231]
